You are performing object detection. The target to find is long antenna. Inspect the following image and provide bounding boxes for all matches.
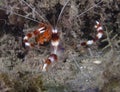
[56,0,71,27]
[76,1,102,18]
[19,0,49,23]
[0,7,40,23]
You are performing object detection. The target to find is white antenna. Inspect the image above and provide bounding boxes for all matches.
[56,0,71,27]
[19,0,49,23]
[76,1,102,18]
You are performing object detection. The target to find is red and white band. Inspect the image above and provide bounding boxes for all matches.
[81,21,103,46]
[42,54,58,71]
[23,27,45,47]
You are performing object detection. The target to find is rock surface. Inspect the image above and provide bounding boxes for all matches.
[0,0,120,92]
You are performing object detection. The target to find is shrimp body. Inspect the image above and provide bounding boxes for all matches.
[23,23,52,47]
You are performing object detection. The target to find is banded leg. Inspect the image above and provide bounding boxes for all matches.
[51,29,60,54]
[23,23,52,47]
[23,26,45,47]
[42,54,58,71]
[81,21,104,46]
[42,29,61,71]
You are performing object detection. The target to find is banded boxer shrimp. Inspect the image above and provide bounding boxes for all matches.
[0,0,104,72]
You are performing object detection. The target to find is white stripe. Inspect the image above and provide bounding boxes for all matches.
[52,29,58,33]
[97,26,103,31]
[23,36,28,40]
[94,25,98,28]
[87,40,94,45]
[38,27,45,34]
[39,30,45,34]
[96,21,99,25]
[51,40,59,47]
[25,42,30,46]
[42,64,47,71]
[53,47,57,54]
[48,56,55,63]
[97,33,103,39]
[38,27,45,31]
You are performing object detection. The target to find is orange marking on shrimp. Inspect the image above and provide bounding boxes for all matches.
[35,23,52,44]
[45,59,51,65]
[30,43,35,47]
[51,33,59,42]
[81,42,87,46]
[27,33,33,38]
[33,30,39,35]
